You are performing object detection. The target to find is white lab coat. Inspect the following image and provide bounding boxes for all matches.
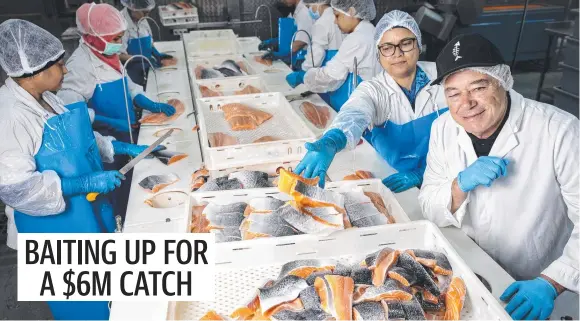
[329,61,447,149]
[419,90,579,292]
[301,7,344,70]
[57,42,146,108]
[120,7,153,55]
[292,0,314,45]
[0,78,116,249]
[303,20,379,93]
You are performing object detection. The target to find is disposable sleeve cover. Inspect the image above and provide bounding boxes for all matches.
[302,19,330,70]
[303,38,354,92]
[93,131,116,164]
[0,119,65,215]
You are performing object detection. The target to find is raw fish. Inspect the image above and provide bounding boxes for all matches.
[314,275,354,320]
[212,228,242,243]
[278,203,343,235]
[138,173,180,193]
[217,59,244,76]
[343,170,374,180]
[228,171,272,189]
[443,277,466,320]
[290,180,345,213]
[278,259,337,279]
[253,136,279,143]
[152,150,188,165]
[276,168,319,194]
[258,275,308,314]
[352,301,388,320]
[407,249,453,276]
[245,197,286,215]
[208,132,239,147]
[346,202,382,222]
[364,191,395,224]
[271,308,332,320]
[221,103,273,131]
[254,55,273,66]
[235,85,262,95]
[351,267,373,285]
[139,99,185,124]
[388,266,417,287]
[368,247,400,286]
[200,310,226,320]
[299,286,321,310]
[264,298,304,318]
[200,85,223,97]
[190,204,209,233]
[196,65,223,79]
[198,177,243,192]
[396,252,441,297]
[299,102,330,129]
[352,279,413,304]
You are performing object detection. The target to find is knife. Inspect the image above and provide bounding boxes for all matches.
[285,91,314,102]
[86,129,174,202]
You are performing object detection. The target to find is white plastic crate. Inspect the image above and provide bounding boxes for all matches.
[205,160,300,180]
[188,55,256,81]
[158,3,199,27]
[184,29,236,40]
[185,37,239,57]
[168,220,511,320]
[236,37,261,53]
[196,92,316,170]
[192,76,270,99]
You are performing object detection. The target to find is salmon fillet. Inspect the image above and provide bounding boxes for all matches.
[208,132,239,147]
[263,298,304,318]
[300,102,330,129]
[161,57,177,67]
[200,85,223,97]
[254,55,273,66]
[371,249,400,286]
[343,171,374,181]
[221,103,273,131]
[253,136,279,143]
[314,275,354,320]
[230,307,254,320]
[139,99,185,124]
[235,85,262,95]
[200,310,226,320]
[364,191,395,224]
[237,61,249,73]
[443,277,466,320]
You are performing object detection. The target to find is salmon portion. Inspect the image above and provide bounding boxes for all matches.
[237,61,249,73]
[314,275,354,320]
[235,85,262,95]
[230,307,254,320]
[276,168,319,194]
[190,205,209,233]
[364,191,395,224]
[299,102,331,129]
[253,136,279,143]
[200,85,223,97]
[208,132,239,147]
[263,297,304,318]
[200,310,225,320]
[139,99,185,124]
[161,57,178,67]
[288,266,335,279]
[371,248,400,286]
[343,170,374,181]
[443,277,466,320]
[254,55,273,66]
[221,103,273,131]
[169,154,188,165]
[353,279,414,304]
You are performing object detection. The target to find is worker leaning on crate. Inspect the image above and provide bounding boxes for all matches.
[419,33,579,320]
[119,0,175,86]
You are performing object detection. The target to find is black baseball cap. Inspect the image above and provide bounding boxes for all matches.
[431,33,505,85]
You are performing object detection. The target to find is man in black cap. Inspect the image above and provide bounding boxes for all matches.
[418,33,578,320]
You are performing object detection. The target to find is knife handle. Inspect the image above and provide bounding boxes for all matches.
[87,192,99,202]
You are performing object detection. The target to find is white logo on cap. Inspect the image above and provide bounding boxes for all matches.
[453,41,462,61]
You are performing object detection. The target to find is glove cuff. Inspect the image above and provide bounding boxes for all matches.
[456,172,470,193]
[323,129,347,153]
[112,141,129,155]
[536,277,559,298]
[61,177,86,196]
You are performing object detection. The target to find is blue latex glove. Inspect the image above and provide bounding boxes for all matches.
[457,156,509,192]
[286,71,306,88]
[500,277,558,320]
[294,129,347,188]
[153,46,173,60]
[258,38,278,51]
[61,171,125,196]
[382,169,423,193]
[94,114,132,132]
[134,94,176,116]
[112,141,165,158]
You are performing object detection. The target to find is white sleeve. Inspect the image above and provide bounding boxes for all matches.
[294,10,313,44]
[94,131,116,164]
[121,29,130,54]
[327,80,382,149]
[302,21,330,70]
[57,59,95,106]
[303,36,358,93]
[127,75,145,99]
[542,118,579,293]
[0,119,65,215]
[418,121,469,227]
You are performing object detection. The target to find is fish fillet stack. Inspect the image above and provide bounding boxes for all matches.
[191,169,273,192]
[221,103,273,131]
[200,247,467,320]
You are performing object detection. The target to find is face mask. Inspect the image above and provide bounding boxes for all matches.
[308,7,321,20]
[102,41,123,56]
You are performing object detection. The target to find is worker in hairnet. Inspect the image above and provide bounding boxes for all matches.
[285,0,380,112]
[0,19,141,320]
[300,0,344,71]
[294,11,447,193]
[259,0,314,55]
[419,33,578,320]
[119,0,175,86]
[58,2,174,218]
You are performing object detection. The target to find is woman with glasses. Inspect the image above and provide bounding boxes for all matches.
[285,0,379,111]
[293,10,448,193]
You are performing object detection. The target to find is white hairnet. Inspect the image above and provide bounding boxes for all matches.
[121,0,156,11]
[0,19,65,78]
[331,0,376,21]
[444,64,514,91]
[76,3,126,36]
[303,0,331,4]
[374,10,422,51]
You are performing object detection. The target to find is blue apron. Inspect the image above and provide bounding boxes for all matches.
[370,108,449,172]
[278,17,296,56]
[14,102,112,320]
[126,35,153,86]
[316,50,362,112]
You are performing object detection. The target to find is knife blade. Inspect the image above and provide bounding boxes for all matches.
[86,129,174,202]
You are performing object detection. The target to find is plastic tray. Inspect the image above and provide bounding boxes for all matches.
[168,220,511,320]
[244,51,293,77]
[195,92,316,170]
[205,160,300,180]
[192,76,270,99]
[185,37,239,57]
[188,55,256,81]
[236,37,261,53]
[183,29,237,40]
[159,5,199,27]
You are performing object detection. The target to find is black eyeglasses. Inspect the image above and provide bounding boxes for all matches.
[378,38,417,57]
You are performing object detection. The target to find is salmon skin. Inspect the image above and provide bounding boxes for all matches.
[254,55,273,66]
[221,103,273,131]
[290,180,345,212]
[351,267,373,285]
[152,150,188,165]
[314,275,354,320]
[197,176,243,192]
[208,132,239,147]
[138,173,179,193]
[228,171,272,189]
[278,259,337,279]
[299,101,330,129]
[443,277,466,320]
[386,298,427,320]
[195,65,222,79]
[139,99,185,124]
[299,286,322,310]
[415,290,445,313]
[352,301,389,320]
[200,85,223,97]
[364,191,396,224]
[352,279,414,304]
[407,249,453,276]
[271,308,332,320]
[276,168,319,194]
[277,202,344,235]
[396,252,441,297]
[212,227,242,243]
[235,85,262,95]
[258,275,309,314]
[388,266,418,287]
[245,197,286,216]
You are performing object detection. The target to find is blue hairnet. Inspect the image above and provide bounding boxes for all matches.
[121,0,156,11]
[330,0,376,21]
[375,10,422,52]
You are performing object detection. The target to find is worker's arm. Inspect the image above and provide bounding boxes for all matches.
[119,53,132,64]
[327,79,385,150]
[56,56,95,106]
[0,119,66,215]
[302,21,331,70]
[292,40,307,53]
[418,121,469,227]
[542,118,579,293]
